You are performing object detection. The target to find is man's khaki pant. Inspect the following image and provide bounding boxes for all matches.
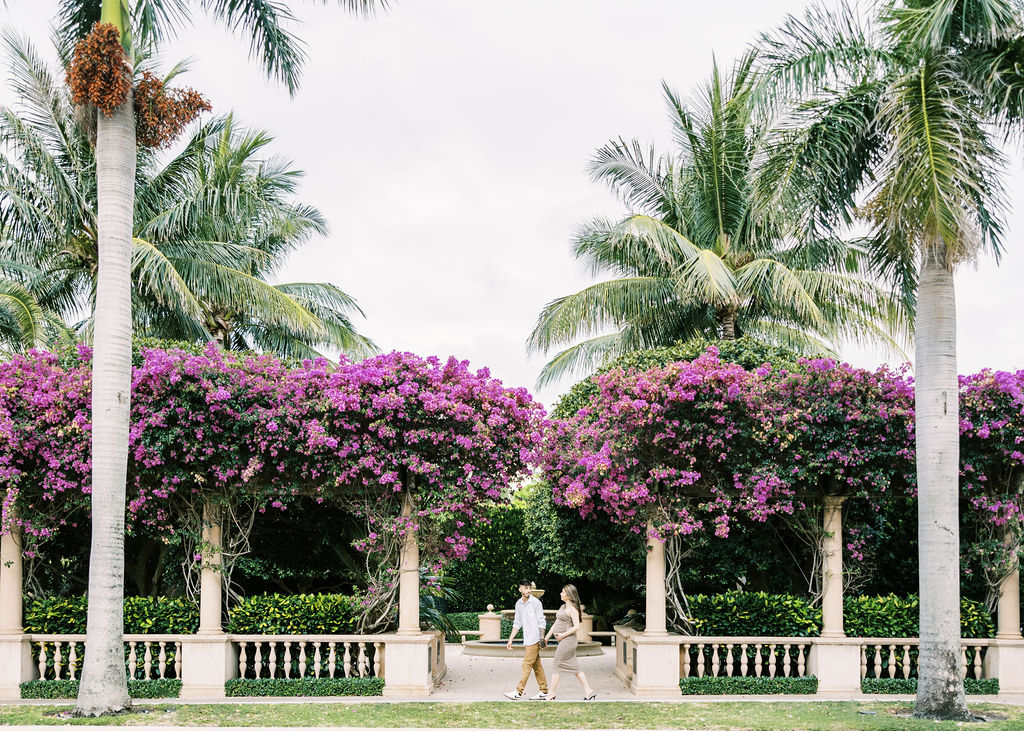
[517,642,548,694]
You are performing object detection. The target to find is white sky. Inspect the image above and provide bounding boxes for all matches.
[3,1,1023,410]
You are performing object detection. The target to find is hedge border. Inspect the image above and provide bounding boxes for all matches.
[224,677,384,697]
[679,675,819,695]
[861,677,999,695]
[20,679,181,699]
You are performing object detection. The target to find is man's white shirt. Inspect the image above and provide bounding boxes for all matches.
[512,595,545,646]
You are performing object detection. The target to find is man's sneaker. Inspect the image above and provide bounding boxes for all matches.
[529,692,548,700]
[503,690,523,700]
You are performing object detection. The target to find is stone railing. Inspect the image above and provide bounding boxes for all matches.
[0,630,446,700]
[614,626,1023,696]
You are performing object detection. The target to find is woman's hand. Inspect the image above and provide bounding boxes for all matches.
[555,632,565,641]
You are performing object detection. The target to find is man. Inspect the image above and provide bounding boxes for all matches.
[504,579,549,700]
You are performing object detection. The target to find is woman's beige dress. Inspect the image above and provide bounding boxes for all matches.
[551,605,580,673]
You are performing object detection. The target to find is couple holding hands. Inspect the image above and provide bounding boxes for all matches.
[503,579,596,701]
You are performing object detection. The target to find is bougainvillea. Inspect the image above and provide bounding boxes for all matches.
[133,71,211,149]
[0,344,544,568]
[66,23,131,116]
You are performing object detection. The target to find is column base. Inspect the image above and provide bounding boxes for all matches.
[808,638,862,694]
[983,639,1024,694]
[630,634,681,697]
[381,632,444,697]
[0,636,33,701]
[180,634,236,700]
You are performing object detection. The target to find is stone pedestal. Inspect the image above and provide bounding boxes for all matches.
[0,636,33,700]
[808,638,861,694]
[382,632,442,697]
[629,634,681,697]
[579,606,593,643]
[180,635,236,700]
[983,640,1024,694]
[478,606,501,641]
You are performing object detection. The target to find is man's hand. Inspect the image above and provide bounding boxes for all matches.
[506,639,513,650]
[539,637,547,649]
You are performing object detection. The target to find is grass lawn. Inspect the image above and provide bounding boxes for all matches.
[0,701,1022,729]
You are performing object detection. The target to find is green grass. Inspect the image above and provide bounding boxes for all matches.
[0,702,1021,729]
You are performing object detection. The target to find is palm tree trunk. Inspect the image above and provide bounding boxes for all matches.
[74,93,134,716]
[912,241,970,721]
[718,308,737,340]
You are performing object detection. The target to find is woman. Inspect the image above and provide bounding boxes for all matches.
[543,584,596,700]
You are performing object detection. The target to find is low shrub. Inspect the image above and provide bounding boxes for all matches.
[224,677,383,697]
[444,611,484,642]
[861,677,998,695]
[688,592,820,637]
[226,594,361,634]
[20,679,181,699]
[24,596,198,634]
[679,675,819,695]
[844,595,994,638]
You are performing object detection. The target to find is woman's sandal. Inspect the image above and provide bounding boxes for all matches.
[583,692,597,701]
[546,695,557,701]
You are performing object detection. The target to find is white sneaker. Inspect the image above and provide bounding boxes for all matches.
[529,692,548,700]
[504,690,523,700]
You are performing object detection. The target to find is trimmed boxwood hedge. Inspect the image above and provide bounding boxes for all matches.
[20,679,181,699]
[24,596,198,634]
[861,677,999,695]
[844,595,994,638]
[680,675,819,695]
[225,677,384,697]
[444,611,485,642]
[226,594,361,634]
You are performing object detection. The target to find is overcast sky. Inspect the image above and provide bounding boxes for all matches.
[3,1,1023,410]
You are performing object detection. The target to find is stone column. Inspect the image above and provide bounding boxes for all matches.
[0,527,23,634]
[198,500,223,634]
[644,526,667,636]
[397,492,420,635]
[820,495,846,638]
[996,529,1022,640]
[478,605,501,641]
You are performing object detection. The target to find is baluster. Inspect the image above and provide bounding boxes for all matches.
[740,643,748,678]
[284,642,293,679]
[343,642,352,678]
[239,643,249,679]
[328,642,337,678]
[783,643,792,677]
[299,642,307,678]
[900,645,911,679]
[144,642,153,680]
[860,644,867,679]
[973,645,983,680]
[711,645,720,678]
[681,644,691,678]
[358,642,368,678]
[37,643,47,680]
[128,641,138,680]
[53,641,63,680]
[373,642,383,678]
[768,644,777,678]
[313,642,322,678]
[174,641,183,679]
[724,644,734,677]
[68,642,79,681]
[159,641,167,679]
[873,644,882,679]
[797,644,806,677]
[696,644,706,678]
[270,642,279,679]
[254,642,264,679]
[888,644,897,679]
[960,645,968,680]
[754,644,763,677]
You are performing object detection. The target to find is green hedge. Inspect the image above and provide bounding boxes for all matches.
[226,594,361,634]
[24,596,198,634]
[224,677,383,697]
[20,679,181,699]
[444,611,484,642]
[689,592,821,637]
[680,675,818,695]
[844,595,994,638]
[861,677,999,695]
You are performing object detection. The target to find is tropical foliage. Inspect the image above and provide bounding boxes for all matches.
[527,55,907,387]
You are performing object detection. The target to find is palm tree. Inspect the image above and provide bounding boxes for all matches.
[8,0,386,715]
[757,0,1023,720]
[0,35,376,359]
[527,54,907,387]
